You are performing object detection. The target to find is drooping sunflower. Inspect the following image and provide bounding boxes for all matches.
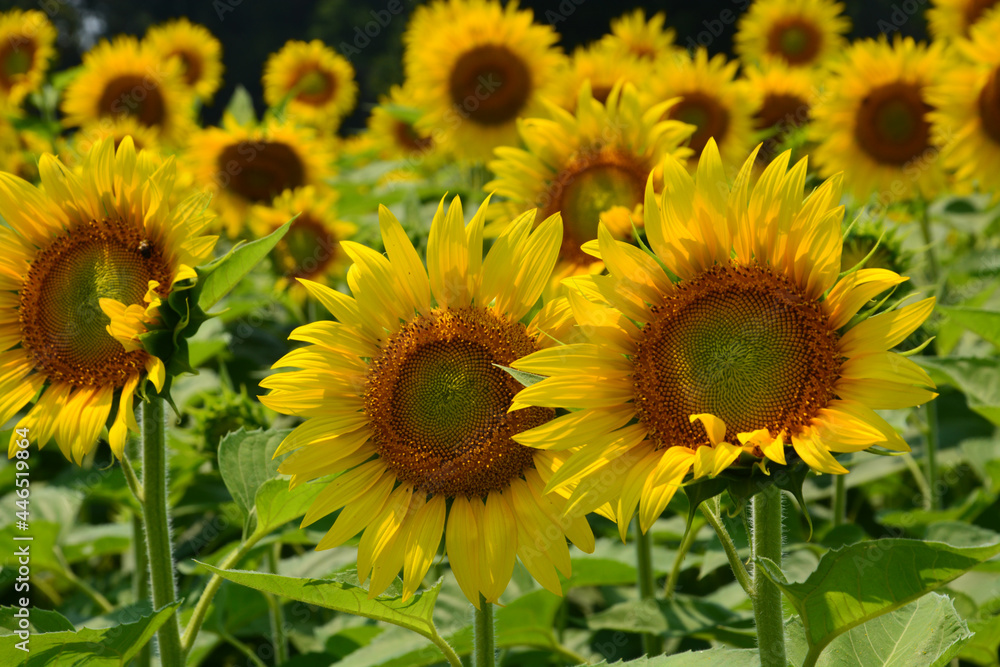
[928,10,1000,195]
[61,36,194,146]
[487,82,694,290]
[0,9,56,111]
[365,83,439,165]
[743,61,817,166]
[810,37,948,204]
[260,197,596,605]
[263,39,358,129]
[599,9,676,64]
[186,117,332,238]
[927,0,1000,39]
[144,18,224,103]
[735,0,850,69]
[248,186,357,299]
[1,137,216,463]
[507,141,937,535]
[650,48,758,168]
[555,42,652,111]
[403,0,565,162]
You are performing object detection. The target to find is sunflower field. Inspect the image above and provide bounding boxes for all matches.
[1,0,1000,665]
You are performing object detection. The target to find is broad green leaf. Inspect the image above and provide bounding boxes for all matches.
[938,306,1000,348]
[562,557,637,588]
[496,365,547,388]
[587,595,752,638]
[196,221,292,310]
[915,357,1000,425]
[217,428,290,519]
[195,563,441,640]
[588,648,760,666]
[960,614,1000,666]
[251,476,325,538]
[224,84,257,126]
[785,593,972,666]
[0,602,179,666]
[0,607,75,634]
[62,524,132,563]
[756,524,1000,657]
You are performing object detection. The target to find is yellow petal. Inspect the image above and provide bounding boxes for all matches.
[791,432,848,475]
[402,494,447,602]
[480,491,517,603]
[689,413,726,446]
[510,375,633,412]
[357,483,413,586]
[825,269,908,330]
[300,460,388,527]
[317,473,395,550]
[446,495,483,607]
[836,379,938,410]
[379,204,431,315]
[427,196,470,309]
[512,405,635,451]
[839,298,936,357]
[108,374,140,459]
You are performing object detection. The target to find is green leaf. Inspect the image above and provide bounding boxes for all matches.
[785,593,972,666]
[588,648,760,666]
[915,357,1000,425]
[756,524,1000,657]
[0,602,179,666]
[562,557,638,588]
[495,365,547,388]
[196,221,292,311]
[0,607,75,634]
[217,428,290,520]
[938,306,1000,348]
[251,476,325,538]
[960,613,1000,666]
[587,595,752,638]
[224,84,257,126]
[194,563,441,640]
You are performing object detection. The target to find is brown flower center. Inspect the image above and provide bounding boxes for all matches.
[97,75,167,127]
[754,92,810,163]
[218,141,306,203]
[293,66,337,106]
[853,81,931,166]
[978,65,1000,145]
[964,0,999,33]
[365,306,552,497]
[449,44,532,126]
[392,119,433,154]
[19,218,171,388]
[669,91,730,157]
[766,17,822,66]
[632,263,842,449]
[170,49,203,87]
[0,37,36,91]
[272,215,338,280]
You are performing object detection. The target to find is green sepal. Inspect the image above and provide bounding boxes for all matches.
[495,364,547,388]
[195,220,293,312]
[682,477,729,528]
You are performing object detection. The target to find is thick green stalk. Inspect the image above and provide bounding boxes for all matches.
[636,522,664,655]
[473,595,495,667]
[925,401,940,511]
[832,475,846,527]
[752,485,786,667]
[701,499,752,596]
[141,395,184,667]
[132,514,150,667]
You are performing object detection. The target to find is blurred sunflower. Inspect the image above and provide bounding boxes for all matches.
[743,61,816,166]
[366,83,438,164]
[555,42,651,111]
[403,0,565,161]
[652,48,758,168]
[187,117,331,238]
[0,9,56,110]
[263,39,357,129]
[487,82,693,291]
[260,197,595,605]
[144,18,224,102]
[810,37,947,203]
[927,0,999,39]
[508,142,937,535]
[735,0,850,68]
[63,117,161,166]
[61,36,194,146]
[599,9,675,63]
[0,117,49,181]
[249,186,356,299]
[1,137,216,463]
[929,10,1000,195]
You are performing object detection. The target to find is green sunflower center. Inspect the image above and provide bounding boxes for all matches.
[271,215,337,280]
[854,81,931,166]
[365,306,552,497]
[0,39,35,90]
[977,65,1000,145]
[448,44,532,126]
[98,75,167,127]
[632,263,842,449]
[295,67,336,106]
[218,141,306,203]
[766,18,822,65]
[669,91,730,157]
[18,218,171,388]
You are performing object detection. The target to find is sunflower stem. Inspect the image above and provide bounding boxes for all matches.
[752,485,786,667]
[473,594,496,667]
[832,475,846,527]
[664,519,702,599]
[635,520,664,656]
[140,394,184,667]
[925,400,940,511]
[701,498,752,596]
[132,513,151,667]
[917,200,940,282]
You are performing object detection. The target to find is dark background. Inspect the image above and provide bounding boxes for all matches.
[3,0,929,132]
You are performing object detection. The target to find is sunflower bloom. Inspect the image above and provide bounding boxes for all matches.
[263,40,357,129]
[144,18,224,102]
[0,9,56,111]
[365,83,438,165]
[508,141,937,536]
[927,0,1000,39]
[487,82,693,291]
[735,0,850,69]
[260,197,595,605]
[810,37,948,203]
[599,9,676,64]
[743,61,817,167]
[403,0,565,161]
[555,42,653,111]
[0,137,216,463]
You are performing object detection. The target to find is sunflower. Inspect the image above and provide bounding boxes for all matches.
[507,142,937,535]
[263,40,357,129]
[555,42,652,111]
[186,117,332,238]
[260,197,596,605]
[0,117,49,182]
[810,37,948,204]
[249,186,357,299]
[366,83,439,165]
[144,18,224,103]
[403,0,565,162]
[599,9,676,64]
[0,137,216,463]
[62,117,162,166]
[735,0,850,69]
[61,36,194,146]
[927,0,1000,39]
[651,48,758,168]
[928,10,1000,195]
[743,61,817,166]
[0,9,56,111]
[487,82,694,290]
